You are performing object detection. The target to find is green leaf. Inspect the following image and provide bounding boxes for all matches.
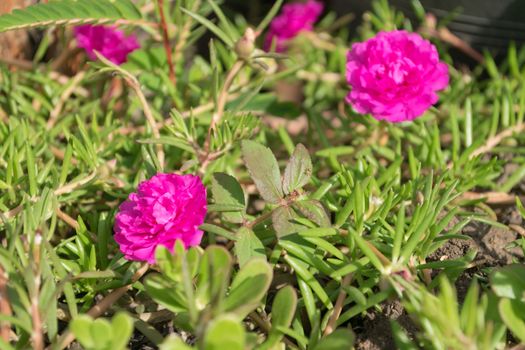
[203,314,246,350]
[234,227,266,268]
[159,335,194,350]
[0,0,142,33]
[284,255,333,309]
[490,264,525,300]
[211,173,245,223]
[223,258,273,317]
[200,223,237,241]
[498,298,525,342]
[256,0,284,33]
[312,329,355,350]
[144,274,187,313]
[282,144,312,195]
[293,200,331,227]
[180,7,234,47]
[241,140,283,204]
[260,286,297,349]
[272,206,304,237]
[70,315,95,349]
[91,319,113,349]
[198,246,233,311]
[110,313,134,350]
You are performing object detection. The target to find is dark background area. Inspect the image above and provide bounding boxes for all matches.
[225,0,525,54]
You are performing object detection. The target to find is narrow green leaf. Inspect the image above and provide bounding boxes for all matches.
[181,7,234,47]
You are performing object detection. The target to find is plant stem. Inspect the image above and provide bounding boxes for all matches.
[157,0,176,87]
[204,60,244,153]
[0,266,12,343]
[323,273,353,336]
[31,234,43,350]
[123,75,165,169]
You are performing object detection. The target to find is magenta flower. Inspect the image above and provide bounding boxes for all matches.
[346,30,449,123]
[114,173,207,264]
[264,0,324,52]
[74,25,140,65]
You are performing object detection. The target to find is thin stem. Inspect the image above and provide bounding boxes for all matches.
[248,311,298,349]
[56,208,80,230]
[94,51,165,169]
[204,60,244,153]
[0,266,12,343]
[123,75,165,169]
[46,71,86,129]
[53,263,150,350]
[31,235,43,350]
[323,273,353,336]
[470,122,525,159]
[157,0,176,87]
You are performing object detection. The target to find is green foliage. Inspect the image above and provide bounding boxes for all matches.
[0,0,142,32]
[491,265,525,342]
[70,312,134,350]
[0,0,524,348]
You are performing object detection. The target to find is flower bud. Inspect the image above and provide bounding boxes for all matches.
[234,28,255,60]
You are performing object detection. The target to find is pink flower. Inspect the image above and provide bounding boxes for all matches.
[114,173,207,264]
[264,0,324,52]
[74,25,140,65]
[346,30,449,122]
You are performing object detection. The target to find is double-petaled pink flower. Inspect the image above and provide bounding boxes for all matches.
[346,30,449,122]
[264,0,324,52]
[74,25,140,65]
[114,173,207,264]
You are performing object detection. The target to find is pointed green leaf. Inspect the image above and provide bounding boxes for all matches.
[293,200,330,227]
[211,172,245,223]
[234,227,266,267]
[180,7,234,47]
[282,144,312,195]
[241,140,283,204]
[272,206,305,237]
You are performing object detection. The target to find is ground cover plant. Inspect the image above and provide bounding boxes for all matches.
[0,0,524,349]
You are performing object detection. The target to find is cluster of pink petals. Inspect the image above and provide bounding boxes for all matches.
[74,25,140,65]
[264,0,324,52]
[114,173,207,264]
[346,30,449,122]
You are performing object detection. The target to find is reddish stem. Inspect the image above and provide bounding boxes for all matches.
[157,0,176,87]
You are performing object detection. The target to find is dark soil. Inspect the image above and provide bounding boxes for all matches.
[354,207,524,350]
